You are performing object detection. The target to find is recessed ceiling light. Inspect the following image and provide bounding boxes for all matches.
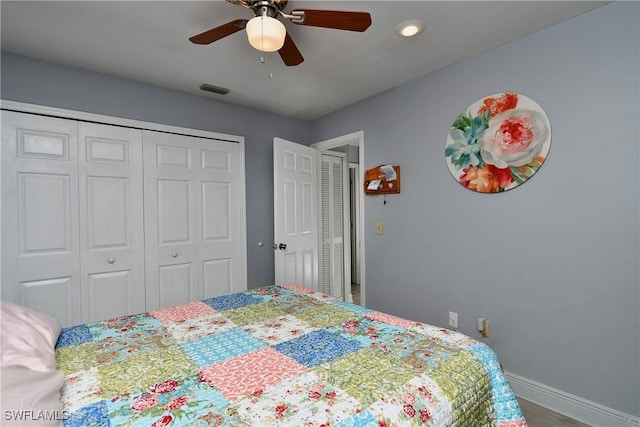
[397,20,424,38]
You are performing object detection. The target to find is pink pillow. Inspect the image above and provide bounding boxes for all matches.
[1,301,62,371]
[0,365,64,426]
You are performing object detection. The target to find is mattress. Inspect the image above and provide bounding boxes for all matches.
[54,284,527,426]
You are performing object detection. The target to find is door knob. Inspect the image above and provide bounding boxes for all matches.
[278,243,287,250]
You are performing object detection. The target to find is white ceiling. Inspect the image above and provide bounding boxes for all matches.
[1,1,607,120]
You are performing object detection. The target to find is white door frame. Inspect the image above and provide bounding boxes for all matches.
[311,131,365,306]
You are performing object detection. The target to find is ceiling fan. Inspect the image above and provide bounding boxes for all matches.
[189,0,372,66]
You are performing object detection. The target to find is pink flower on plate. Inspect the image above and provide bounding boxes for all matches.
[478,108,550,168]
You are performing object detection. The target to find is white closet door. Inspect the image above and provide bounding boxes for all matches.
[1,111,81,326]
[143,131,245,310]
[320,153,347,299]
[78,122,145,323]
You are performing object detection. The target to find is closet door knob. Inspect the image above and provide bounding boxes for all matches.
[107,258,115,264]
[171,252,178,258]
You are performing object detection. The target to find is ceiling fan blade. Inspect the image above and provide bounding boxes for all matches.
[291,9,371,32]
[189,19,248,45]
[278,33,304,66]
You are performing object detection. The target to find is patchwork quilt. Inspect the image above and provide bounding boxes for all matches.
[55,284,527,426]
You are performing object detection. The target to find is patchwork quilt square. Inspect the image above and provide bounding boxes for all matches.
[366,374,453,426]
[88,312,164,341]
[243,314,318,345]
[269,294,325,315]
[274,329,361,367]
[180,328,266,368]
[203,292,262,311]
[56,342,96,375]
[93,329,175,366]
[97,345,196,398]
[198,347,307,402]
[60,367,104,413]
[248,285,296,301]
[165,312,236,343]
[365,311,421,328]
[332,317,405,349]
[293,304,359,329]
[221,302,285,326]
[331,300,374,316]
[313,348,416,407]
[149,301,215,325]
[107,375,229,426]
[232,371,361,426]
[63,400,110,427]
[56,324,93,348]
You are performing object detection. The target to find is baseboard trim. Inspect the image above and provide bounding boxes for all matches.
[505,371,639,427]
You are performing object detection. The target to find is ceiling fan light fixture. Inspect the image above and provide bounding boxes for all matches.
[397,20,424,38]
[246,15,286,52]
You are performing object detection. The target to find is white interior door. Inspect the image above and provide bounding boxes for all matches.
[144,131,245,310]
[1,111,81,326]
[78,122,145,323]
[273,138,318,287]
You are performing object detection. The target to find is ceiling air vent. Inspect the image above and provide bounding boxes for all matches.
[199,83,230,95]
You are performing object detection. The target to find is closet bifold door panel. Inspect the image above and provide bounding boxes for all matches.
[78,122,145,323]
[319,152,349,300]
[143,130,244,311]
[1,111,81,325]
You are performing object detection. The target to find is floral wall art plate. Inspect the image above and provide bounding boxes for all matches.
[445,92,551,193]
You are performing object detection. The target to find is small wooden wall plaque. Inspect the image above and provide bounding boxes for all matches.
[364,165,401,195]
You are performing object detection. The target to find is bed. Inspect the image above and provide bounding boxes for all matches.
[2,284,527,426]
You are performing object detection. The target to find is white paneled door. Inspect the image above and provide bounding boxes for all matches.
[78,122,145,322]
[273,138,318,288]
[1,111,81,325]
[143,131,245,310]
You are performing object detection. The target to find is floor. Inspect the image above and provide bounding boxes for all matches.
[518,398,590,426]
[351,283,360,305]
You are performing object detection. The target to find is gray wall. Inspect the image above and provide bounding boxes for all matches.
[311,2,639,417]
[0,53,311,288]
[1,1,638,417]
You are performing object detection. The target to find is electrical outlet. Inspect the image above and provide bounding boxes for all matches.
[478,317,491,338]
[448,311,458,328]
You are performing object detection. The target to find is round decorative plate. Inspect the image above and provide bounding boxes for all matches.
[444,92,551,193]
